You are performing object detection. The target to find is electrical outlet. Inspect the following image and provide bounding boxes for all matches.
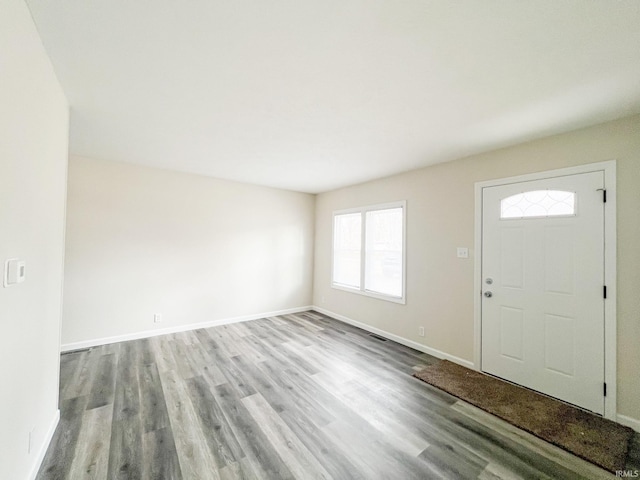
[154,313,162,323]
[418,326,425,337]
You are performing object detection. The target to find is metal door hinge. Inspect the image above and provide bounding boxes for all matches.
[597,188,607,203]
[604,383,607,397]
[604,285,607,299]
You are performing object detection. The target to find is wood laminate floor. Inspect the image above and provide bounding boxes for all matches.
[37,311,637,479]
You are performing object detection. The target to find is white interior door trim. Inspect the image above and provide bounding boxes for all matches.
[473,160,617,420]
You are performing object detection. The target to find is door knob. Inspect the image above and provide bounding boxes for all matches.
[484,291,493,298]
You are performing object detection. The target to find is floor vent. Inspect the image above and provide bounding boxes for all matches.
[369,333,388,342]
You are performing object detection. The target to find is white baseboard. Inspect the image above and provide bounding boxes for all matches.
[61,306,313,352]
[617,414,640,433]
[28,409,60,480]
[312,306,474,369]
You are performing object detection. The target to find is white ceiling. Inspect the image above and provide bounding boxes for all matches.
[26,0,640,193]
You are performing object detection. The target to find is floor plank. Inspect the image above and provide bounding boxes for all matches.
[241,392,333,479]
[160,369,220,480]
[67,404,112,479]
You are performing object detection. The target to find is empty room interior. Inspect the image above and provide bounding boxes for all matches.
[3,0,640,479]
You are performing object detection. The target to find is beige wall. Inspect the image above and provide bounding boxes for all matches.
[314,114,640,423]
[63,156,315,346]
[0,0,69,478]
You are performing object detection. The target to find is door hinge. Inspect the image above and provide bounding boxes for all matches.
[604,382,607,397]
[604,285,607,299]
[598,188,607,203]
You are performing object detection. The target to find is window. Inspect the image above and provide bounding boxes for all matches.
[333,213,361,289]
[332,202,405,303]
[500,190,576,219]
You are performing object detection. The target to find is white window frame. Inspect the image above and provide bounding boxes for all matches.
[331,201,407,304]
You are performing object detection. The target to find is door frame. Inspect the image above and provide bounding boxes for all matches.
[473,160,617,420]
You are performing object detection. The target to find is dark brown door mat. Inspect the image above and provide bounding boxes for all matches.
[413,360,633,473]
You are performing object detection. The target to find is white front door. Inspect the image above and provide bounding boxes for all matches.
[481,171,605,414]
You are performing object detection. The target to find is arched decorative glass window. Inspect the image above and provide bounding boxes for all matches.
[500,190,576,219]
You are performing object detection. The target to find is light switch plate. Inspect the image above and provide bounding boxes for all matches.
[457,247,469,259]
[4,258,26,287]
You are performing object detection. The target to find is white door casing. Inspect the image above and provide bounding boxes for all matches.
[473,161,617,420]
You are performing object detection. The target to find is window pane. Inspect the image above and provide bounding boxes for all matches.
[365,207,403,297]
[501,190,575,219]
[333,213,361,288]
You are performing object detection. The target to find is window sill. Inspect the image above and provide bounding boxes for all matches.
[331,283,406,305]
